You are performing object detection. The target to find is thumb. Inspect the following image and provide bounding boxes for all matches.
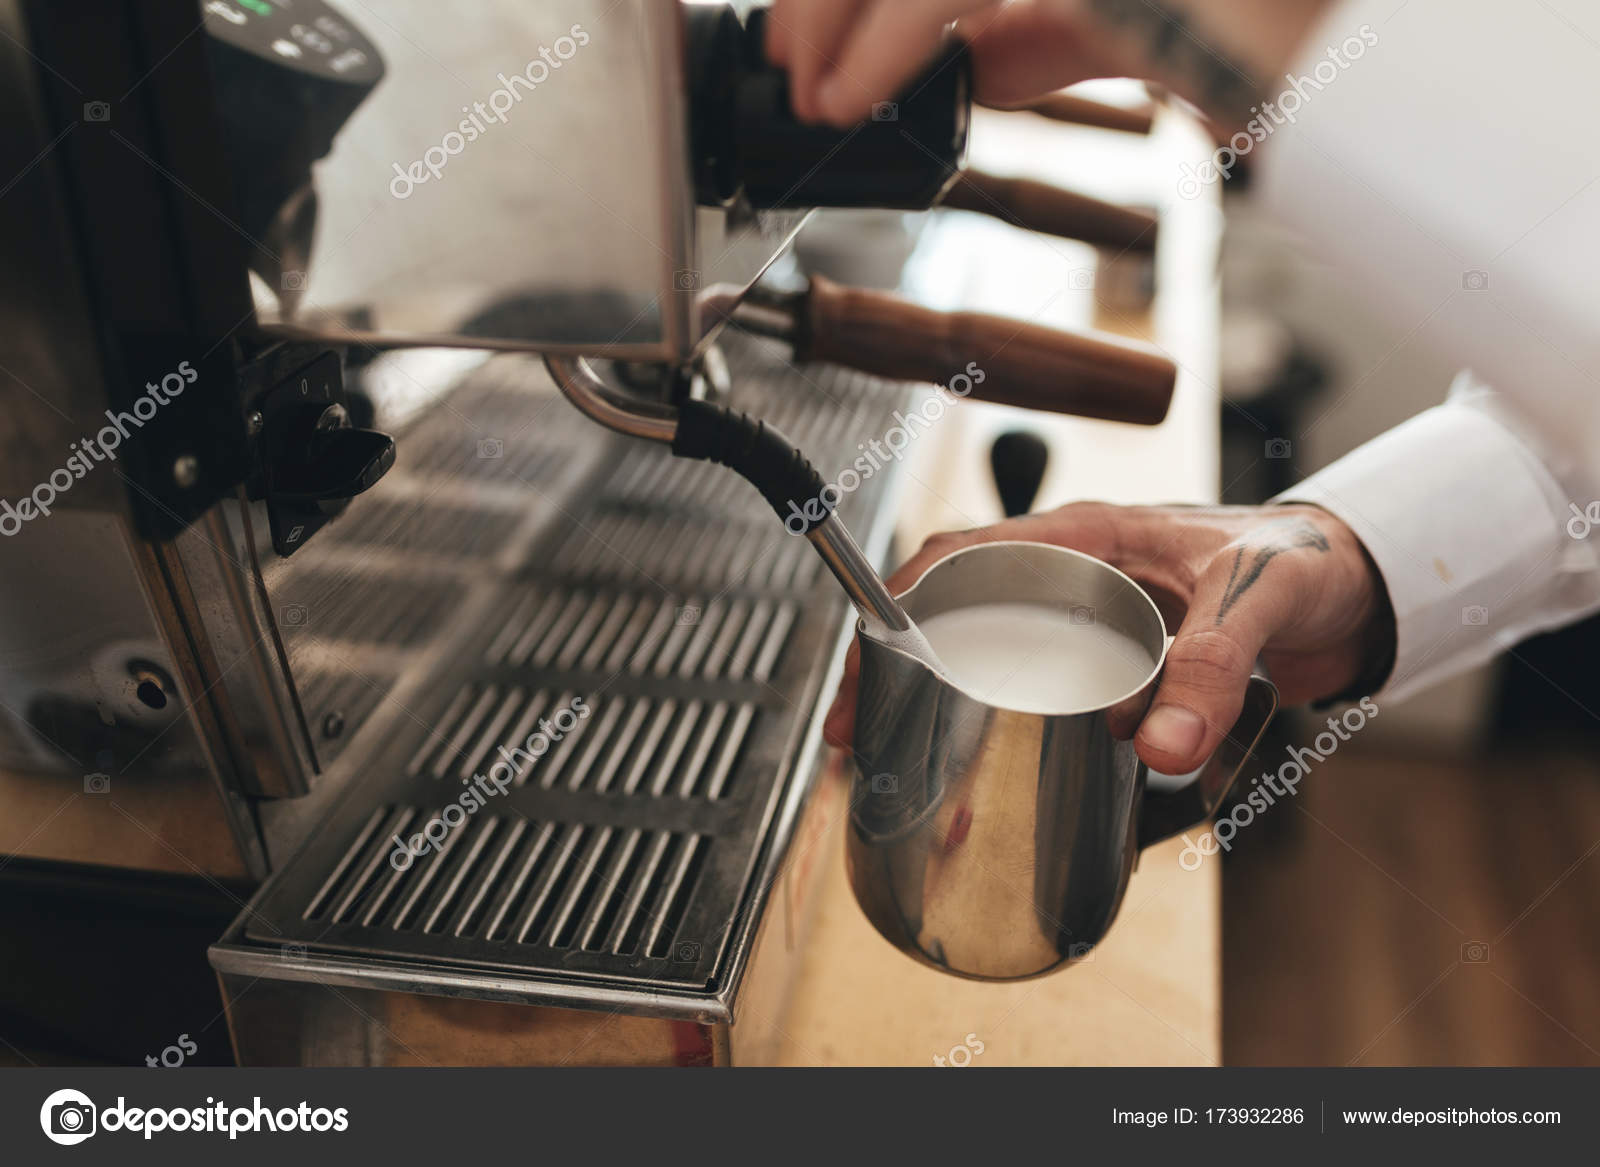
[1135,550,1294,774]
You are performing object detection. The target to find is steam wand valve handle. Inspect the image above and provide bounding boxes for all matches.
[990,430,1051,517]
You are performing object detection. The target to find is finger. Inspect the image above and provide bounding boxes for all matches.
[813,0,975,127]
[1134,543,1301,774]
[958,0,1100,107]
[823,637,861,747]
[778,0,870,122]
[765,0,794,67]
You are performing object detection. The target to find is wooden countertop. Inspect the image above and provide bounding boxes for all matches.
[776,95,1226,1066]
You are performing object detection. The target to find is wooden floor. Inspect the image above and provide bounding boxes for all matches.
[1223,734,1600,1066]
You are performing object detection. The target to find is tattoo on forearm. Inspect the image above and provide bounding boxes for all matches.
[1215,519,1330,623]
[1087,0,1262,119]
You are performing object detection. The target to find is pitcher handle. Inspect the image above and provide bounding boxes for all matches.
[1136,673,1279,849]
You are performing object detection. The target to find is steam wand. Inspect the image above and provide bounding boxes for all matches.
[543,355,916,634]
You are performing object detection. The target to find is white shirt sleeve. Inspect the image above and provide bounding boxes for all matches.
[1279,376,1600,701]
[1256,0,1600,700]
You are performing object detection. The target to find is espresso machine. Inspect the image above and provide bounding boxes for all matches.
[0,0,1174,1065]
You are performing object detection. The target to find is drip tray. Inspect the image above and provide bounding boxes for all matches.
[215,337,913,1017]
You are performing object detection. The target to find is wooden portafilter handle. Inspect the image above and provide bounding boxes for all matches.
[994,92,1158,135]
[943,169,1159,253]
[734,276,1176,426]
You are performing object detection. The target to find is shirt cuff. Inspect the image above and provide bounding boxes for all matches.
[1276,391,1571,703]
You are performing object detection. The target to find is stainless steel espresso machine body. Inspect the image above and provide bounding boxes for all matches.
[0,0,962,1065]
[1,0,1176,1065]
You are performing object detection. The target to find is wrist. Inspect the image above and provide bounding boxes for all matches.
[1074,0,1336,122]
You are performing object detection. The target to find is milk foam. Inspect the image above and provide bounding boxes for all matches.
[915,602,1155,713]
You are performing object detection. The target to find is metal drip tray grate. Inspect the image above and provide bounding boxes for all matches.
[233,335,918,1001]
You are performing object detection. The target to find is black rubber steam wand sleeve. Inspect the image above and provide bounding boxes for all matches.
[670,398,833,534]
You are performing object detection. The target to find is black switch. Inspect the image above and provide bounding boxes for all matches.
[990,430,1051,518]
[256,352,394,556]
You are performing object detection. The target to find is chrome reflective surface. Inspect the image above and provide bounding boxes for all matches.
[235,0,805,361]
[847,541,1277,981]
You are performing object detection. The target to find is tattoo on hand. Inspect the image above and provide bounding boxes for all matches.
[1087,0,1262,118]
[1215,519,1330,624]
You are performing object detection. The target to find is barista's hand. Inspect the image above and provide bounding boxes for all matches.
[766,0,1123,125]
[822,502,1394,776]
[765,0,1334,128]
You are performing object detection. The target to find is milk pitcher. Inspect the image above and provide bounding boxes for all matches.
[847,541,1278,981]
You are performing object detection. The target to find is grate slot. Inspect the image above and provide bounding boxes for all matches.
[510,824,588,944]
[325,806,418,924]
[674,599,725,678]
[646,700,703,796]
[538,827,616,948]
[533,691,591,789]
[561,696,626,791]
[576,828,647,951]
[554,594,613,671]
[726,599,773,681]
[494,690,555,787]
[451,818,530,937]
[604,831,673,955]
[623,599,677,674]
[419,817,504,934]
[485,590,543,665]
[578,594,639,672]
[457,687,527,781]
[700,599,749,680]
[589,698,651,794]
[505,591,567,667]
[602,596,662,674]
[642,834,709,959]
[529,594,590,669]
[671,702,727,799]
[303,805,393,921]
[430,686,500,780]
[752,602,797,682]
[482,823,557,942]
[703,704,757,799]
[617,700,677,795]
[388,813,481,931]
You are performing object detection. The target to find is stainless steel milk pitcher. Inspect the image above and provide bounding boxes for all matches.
[847,541,1278,981]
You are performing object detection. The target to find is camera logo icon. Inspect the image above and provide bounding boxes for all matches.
[476,438,504,460]
[871,101,898,122]
[1462,269,1489,292]
[281,270,307,292]
[676,605,701,626]
[1066,941,1097,963]
[1068,268,1095,291]
[40,1088,97,1145]
[870,772,898,795]
[1461,605,1489,627]
[1069,605,1096,626]
[1265,438,1293,459]
[1460,940,1491,963]
[674,939,702,962]
[83,101,110,123]
[280,603,309,628]
[673,268,701,291]
[83,772,111,794]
